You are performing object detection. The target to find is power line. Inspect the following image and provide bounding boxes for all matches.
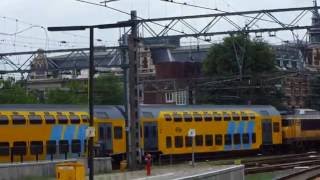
[75,0,215,43]
[160,0,301,27]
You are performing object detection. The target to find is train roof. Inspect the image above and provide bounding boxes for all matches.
[283,114,320,119]
[0,104,280,119]
[140,105,280,117]
[0,104,125,119]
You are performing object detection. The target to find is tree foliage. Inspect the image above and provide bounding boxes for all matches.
[0,74,123,105]
[200,35,284,107]
[203,34,276,76]
[45,74,123,105]
[0,78,38,104]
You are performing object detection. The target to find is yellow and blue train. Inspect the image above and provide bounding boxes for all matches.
[0,104,317,163]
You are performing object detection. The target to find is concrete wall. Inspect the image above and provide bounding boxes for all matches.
[0,157,112,180]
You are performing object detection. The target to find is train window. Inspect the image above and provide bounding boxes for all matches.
[224,134,232,145]
[242,133,249,144]
[273,122,280,132]
[166,137,172,148]
[59,140,69,154]
[223,113,231,121]
[29,115,42,124]
[12,141,27,155]
[232,113,240,121]
[70,115,80,124]
[249,113,255,120]
[301,119,320,130]
[175,136,183,148]
[71,140,81,153]
[241,112,249,121]
[173,114,182,122]
[183,113,193,122]
[46,140,56,154]
[205,135,213,146]
[57,115,68,124]
[0,142,10,156]
[204,112,212,121]
[144,126,149,138]
[195,135,203,146]
[81,115,89,123]
[185,136,192,147]
[193,113,203,121]
[164,114,172,121]
[282,119,290,127]
[0,115,9,125]
[114,126,123,139]
[252,133,256,144]
[84,140,88,153]
[45,115,56,124]
[213,113,222,121]
[215,135,222,145]
[30,141,43,155]
[233,134,241,145]
[12,115,26,125]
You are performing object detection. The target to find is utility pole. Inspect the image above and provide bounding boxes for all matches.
[127,10,141,170]
[88,27,95,180]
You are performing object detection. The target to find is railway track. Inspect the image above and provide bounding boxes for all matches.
[245,152,320,174]
[275,165,320,180]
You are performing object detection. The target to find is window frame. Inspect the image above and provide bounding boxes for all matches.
[12,115,26,125]
[224,134,232,145]
[0,115,9,125]
[183,113,193,122]
[166,136,172,148]
[174,136,183,148]
[215,134,223,145]
[205,134,213,146]
[45,115,56,124]
[28,115,43,124]
[114,126,123,139]
[195,135,203,146]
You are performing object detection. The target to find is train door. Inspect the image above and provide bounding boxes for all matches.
[98,123,113,155]
[143,122,158,151]
[262,119,273,145]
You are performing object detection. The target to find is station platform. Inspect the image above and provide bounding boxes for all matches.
[94,163,244,180]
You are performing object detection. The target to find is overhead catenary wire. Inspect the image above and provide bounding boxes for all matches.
[75,0,216,43]
[160,0,304,27]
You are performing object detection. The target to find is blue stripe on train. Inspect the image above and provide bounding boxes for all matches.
[64,125,76,143]
[234,121,245,150]
[78,125,88,153]
[47,125,63,160]
[224,121,236,150]
[245,121,255,149]
[50,125,63,141]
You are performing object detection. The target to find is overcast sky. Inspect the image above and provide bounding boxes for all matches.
[0,0,317,53]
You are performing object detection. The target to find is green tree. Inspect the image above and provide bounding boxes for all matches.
[94,74,124,105]
[0,79,38,104]
[45,74,123,105]
[200,34,283,107]
[203,34,276,76]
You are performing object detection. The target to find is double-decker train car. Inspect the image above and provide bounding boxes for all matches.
[140,105,282,156]
[0,105,126,163]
